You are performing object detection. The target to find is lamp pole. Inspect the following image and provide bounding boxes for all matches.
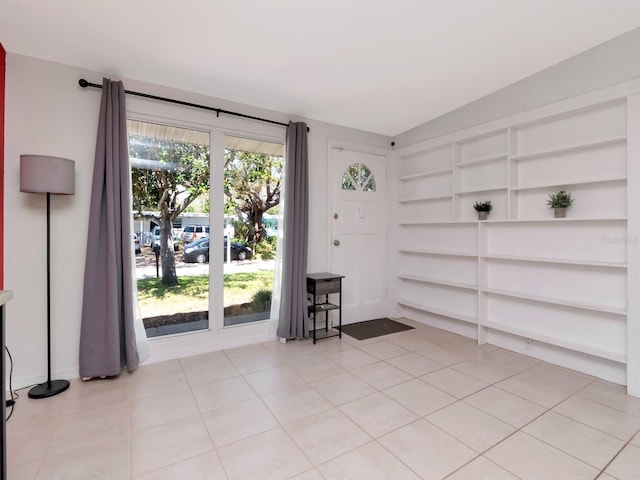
[28,192,70,398]
[45,192,52,388]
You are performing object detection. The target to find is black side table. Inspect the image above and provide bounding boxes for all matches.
[307,273,344,344]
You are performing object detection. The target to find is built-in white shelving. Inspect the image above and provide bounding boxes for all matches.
[398,274,476,291]
[398,300,477,325]
[483,321,626,364]
[482,287,627,316]
[477,217,628,223]
[510,136,627,162]
[480,253,627,269]
[398,248,477,258]
[398,220,476,226]
[398,167,452,182]
[393,96,631,372]
[455,153,508,167]
[397,193,451,203]
[512,175,627,192]
[454,186,507,195]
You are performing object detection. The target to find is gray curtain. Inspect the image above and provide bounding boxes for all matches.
[79,78,139,378]
[277,122,310,339]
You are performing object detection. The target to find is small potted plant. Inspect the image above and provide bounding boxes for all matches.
[547,190,573,218]
[473,201,492,220]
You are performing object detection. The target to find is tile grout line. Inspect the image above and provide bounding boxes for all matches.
[252,335,448,478]
[241,358,333,476]
[265,372,383,479]
[312,342,511,478]
[593,425,640,479]
[184,358,233,480]
[573,380,640,420]
[129,360,230,479]
[465,374,635,477]
[424,362,599,479]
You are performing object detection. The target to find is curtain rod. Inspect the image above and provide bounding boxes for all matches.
[78,79,309,132]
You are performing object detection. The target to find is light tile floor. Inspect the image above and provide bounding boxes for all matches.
[6,319,640,479]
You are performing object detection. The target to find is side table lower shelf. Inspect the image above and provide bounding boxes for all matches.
[309,303,341,343]
[307,273,344,344]
[310,327,342,341]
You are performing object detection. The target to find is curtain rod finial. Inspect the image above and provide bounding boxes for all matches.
[79,79,89,88]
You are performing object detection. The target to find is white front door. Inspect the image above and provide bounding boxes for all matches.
[330,144,388,324]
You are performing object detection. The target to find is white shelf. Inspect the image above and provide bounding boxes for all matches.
[398,193,451,203]
[482,287,627,315]
[481,254,627,269]
[454,186,508,195]
[512,175,627,192]
[398,274,476,291]
[398,299,477,324]
[398,248,477,258]
[483,321,626,363]
[454,153,508,167]
[483,217,627,223]
[398,221,476,226]
[398,167,452,182]
[511,136,627,162]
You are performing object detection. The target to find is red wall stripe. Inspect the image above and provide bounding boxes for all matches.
[0,43,5,289]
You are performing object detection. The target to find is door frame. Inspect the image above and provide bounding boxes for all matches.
[327,139,391,322]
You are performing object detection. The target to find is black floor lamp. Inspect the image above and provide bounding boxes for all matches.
[20,155,75,399]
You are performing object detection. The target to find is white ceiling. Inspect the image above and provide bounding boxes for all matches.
[2,0,640,136]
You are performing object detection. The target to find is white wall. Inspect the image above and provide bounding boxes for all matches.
[3,54,390,388]
[394,27,640,147]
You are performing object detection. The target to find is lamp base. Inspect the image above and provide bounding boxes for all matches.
[28,379,70,399]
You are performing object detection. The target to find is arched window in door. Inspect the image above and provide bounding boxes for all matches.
[341,163,376,192]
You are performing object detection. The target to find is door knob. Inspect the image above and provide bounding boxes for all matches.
[333,240,340,246]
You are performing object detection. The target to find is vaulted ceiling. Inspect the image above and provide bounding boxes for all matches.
[2,0,640,136]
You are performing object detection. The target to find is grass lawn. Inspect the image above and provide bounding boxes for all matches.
[137,271,274,318]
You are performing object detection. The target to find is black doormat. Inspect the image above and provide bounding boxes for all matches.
[340,318,414,341]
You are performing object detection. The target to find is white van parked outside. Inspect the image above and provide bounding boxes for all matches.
[181,225,210,242]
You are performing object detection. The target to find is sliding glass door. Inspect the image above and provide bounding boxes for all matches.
[128,122,283,337]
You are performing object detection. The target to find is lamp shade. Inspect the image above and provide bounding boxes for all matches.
[20,155,75,195]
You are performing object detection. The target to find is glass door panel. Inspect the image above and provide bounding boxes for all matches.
[222,135,283,326]
[128,120,211,337]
